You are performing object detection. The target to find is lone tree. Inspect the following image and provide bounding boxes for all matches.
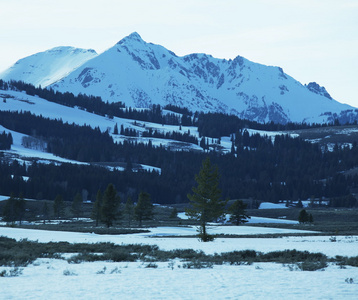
[53,194,65,219]
[298,209,313,224]
[101,184,120,228]
[186,157,227,242]
[134,192,154,227]
[71,192,82,219]
[124,196,134,227]
[228,199,250,225]
[91,190,102,227]
[42,202,50,224]
[2,194,25,225]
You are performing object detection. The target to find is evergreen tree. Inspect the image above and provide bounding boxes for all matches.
[308,213,314,224]
[169,207,178,219]
[134,192,154,227]
[124,196,134,227]
[298,209,309,224]
[42,202,49,224]
[53,194,65,219]
[2,194,26,225]
[228,199,250,225]
[91,190,102,227]
[101,184,120,228]
[113,123,119,135]
[15,194,26,225]
[71,192,82,219]
[2,194,16,225]
[186,157,227,242]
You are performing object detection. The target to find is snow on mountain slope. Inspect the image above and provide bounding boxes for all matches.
[0,89,204,164]
[2,32,356,124]
[0,47,97,88]
[47,32,357,124]
[0,124,86,165]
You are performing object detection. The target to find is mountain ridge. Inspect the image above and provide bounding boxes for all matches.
[1,33,357,124]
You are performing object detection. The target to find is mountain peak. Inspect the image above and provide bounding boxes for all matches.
[117,32,144,45]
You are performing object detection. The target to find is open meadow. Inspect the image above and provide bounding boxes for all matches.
[1,217,358,300]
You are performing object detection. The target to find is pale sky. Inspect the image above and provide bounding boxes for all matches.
[1,0,357,106]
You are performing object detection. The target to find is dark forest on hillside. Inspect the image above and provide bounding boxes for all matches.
[0,80,358,207]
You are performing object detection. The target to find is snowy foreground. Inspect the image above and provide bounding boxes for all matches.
[1,226,358,299]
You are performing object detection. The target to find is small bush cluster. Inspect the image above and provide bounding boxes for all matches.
[345,278,354,284]
[260,249,327,264]
[182,260,213,269]
[63,269,77,276]
[335,255,358,268]
[297,260,328,271]
[0,267,23,277]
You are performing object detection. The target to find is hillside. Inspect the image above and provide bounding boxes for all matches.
[0,82,358,207]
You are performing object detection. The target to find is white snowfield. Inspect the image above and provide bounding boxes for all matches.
[0,46,97,88]
[1,226,358,299]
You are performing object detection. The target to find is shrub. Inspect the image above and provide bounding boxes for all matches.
[182,260,213,269]
[63,269,77,276]
[145,263,158,268]
[67,253,105,264]
[261,249,327,264]
[297,260,327,271]
[0,267,23,277]
[96,266,107,274]
[105,249,137,262]
[220,250,258,265]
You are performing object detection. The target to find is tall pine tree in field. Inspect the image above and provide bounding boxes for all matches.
[101,184,120,228]
[53,194,65,219]
[134,192,153,227]
[186,157,227,242]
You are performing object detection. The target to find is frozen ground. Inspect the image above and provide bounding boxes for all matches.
[1,226,358,299]
[1,258,358,300]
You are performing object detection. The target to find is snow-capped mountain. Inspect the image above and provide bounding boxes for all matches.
[1,32,357,124]
[0,46,97,87]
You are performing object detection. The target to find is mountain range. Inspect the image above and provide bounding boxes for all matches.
[1,32,357,124]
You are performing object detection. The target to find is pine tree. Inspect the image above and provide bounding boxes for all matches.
[185,157,227,242]
[42,202,49,224]
[53,194,65,219]
[71,192,82,219]
[2,194,16,225]
[113,123,119,135]
[124,196,134,227]
[228,199,250,225]
[101,184,120,228]
[170,207,178,219]
[308,213,314,224]
[15,194,26,225]
[298,209,309,224]
[91,190,102,227]
[134,192,153,227]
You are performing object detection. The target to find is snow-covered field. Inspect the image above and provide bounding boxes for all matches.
[1,226,358,299]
